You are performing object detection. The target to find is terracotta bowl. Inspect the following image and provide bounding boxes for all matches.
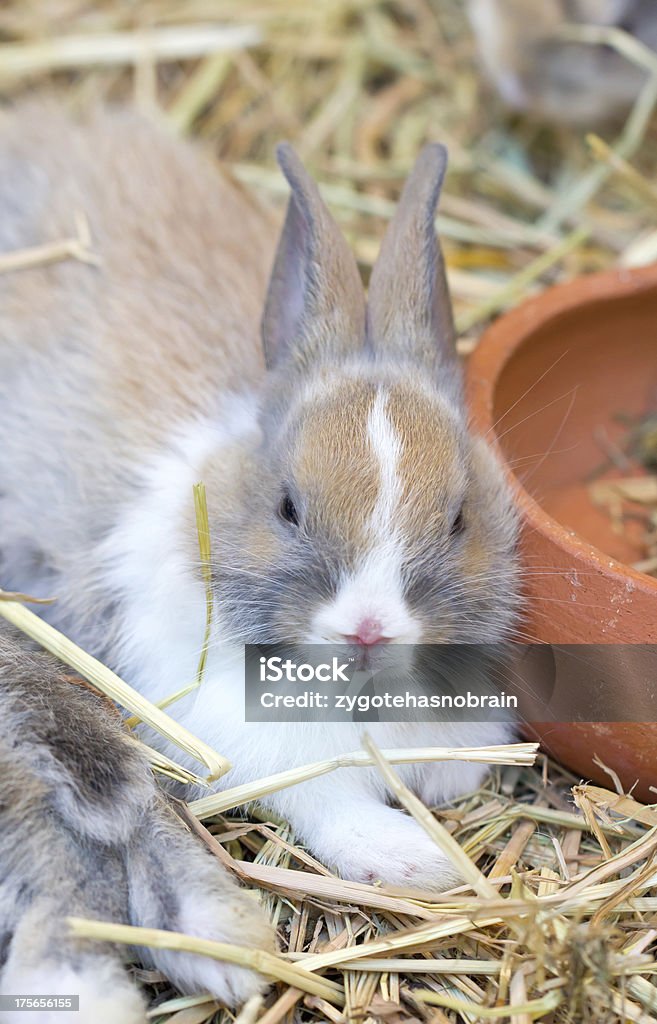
[465,264,657,799]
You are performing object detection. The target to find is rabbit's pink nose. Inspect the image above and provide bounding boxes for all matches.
[344,618,389,646]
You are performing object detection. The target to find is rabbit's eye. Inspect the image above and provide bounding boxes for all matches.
[279,492,300,527]
[450,506,466,538]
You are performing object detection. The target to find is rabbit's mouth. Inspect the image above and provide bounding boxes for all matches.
[342,641,413,675]
[346,645,378,672]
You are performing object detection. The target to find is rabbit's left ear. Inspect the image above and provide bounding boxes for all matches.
[367,144,459,387]
[262,144,366,371]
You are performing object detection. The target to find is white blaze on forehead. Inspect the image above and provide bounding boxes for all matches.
[367,389,403,545]
[309,388,422,644]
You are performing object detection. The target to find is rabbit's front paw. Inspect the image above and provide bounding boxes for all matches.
[310,801,461,893]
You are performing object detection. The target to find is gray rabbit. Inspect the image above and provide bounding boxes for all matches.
[468,0,657,123]
[0,103,519,1020]
[0,624,274,1022]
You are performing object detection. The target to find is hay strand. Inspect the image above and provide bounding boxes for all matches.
[0,590,230,781]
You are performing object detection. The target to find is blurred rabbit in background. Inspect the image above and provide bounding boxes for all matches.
[468,0,657,123]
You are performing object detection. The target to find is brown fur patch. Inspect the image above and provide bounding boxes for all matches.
[287,380,470,559]
[385,385,468,544]
[293,379,380,552]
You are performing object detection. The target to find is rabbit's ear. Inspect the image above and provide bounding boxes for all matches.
[366,144,459,388]
[262,144,366,370]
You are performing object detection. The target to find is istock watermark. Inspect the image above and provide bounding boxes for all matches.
[244,643,657,724]
[259,655,351,683]
[246,643,526,723]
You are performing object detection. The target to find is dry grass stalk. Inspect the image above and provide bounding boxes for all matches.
[0,25,261,78]
[0,214,98,273]
[455,226,590,333]
[66,917,346,1004]
[587,133,657,209]
[0,589,230,781]
[135,740,214,789]
[362,734,498,900]
[123,482,215,731]
[192,481,214,691]
[581,786,657,829]
[190,742,538,818]
[0,589,56,605]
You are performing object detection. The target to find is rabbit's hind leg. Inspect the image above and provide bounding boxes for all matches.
[0,628,275,1017]
[126,798,276,1006]
[0,755,147,1024]
[1,896,147,1024]
[0,634,152,1023]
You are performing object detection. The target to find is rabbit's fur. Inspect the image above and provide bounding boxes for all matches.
[0,104,519,1015]
[468,0,657,123]
[0,625,274,1022]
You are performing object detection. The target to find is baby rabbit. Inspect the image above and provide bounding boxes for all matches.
[0,624,275,1023]
[0,101,518,1002]
[468,0,657,123]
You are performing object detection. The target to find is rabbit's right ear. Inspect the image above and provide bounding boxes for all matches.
[366,144,459,389]
[262,144,366,371]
